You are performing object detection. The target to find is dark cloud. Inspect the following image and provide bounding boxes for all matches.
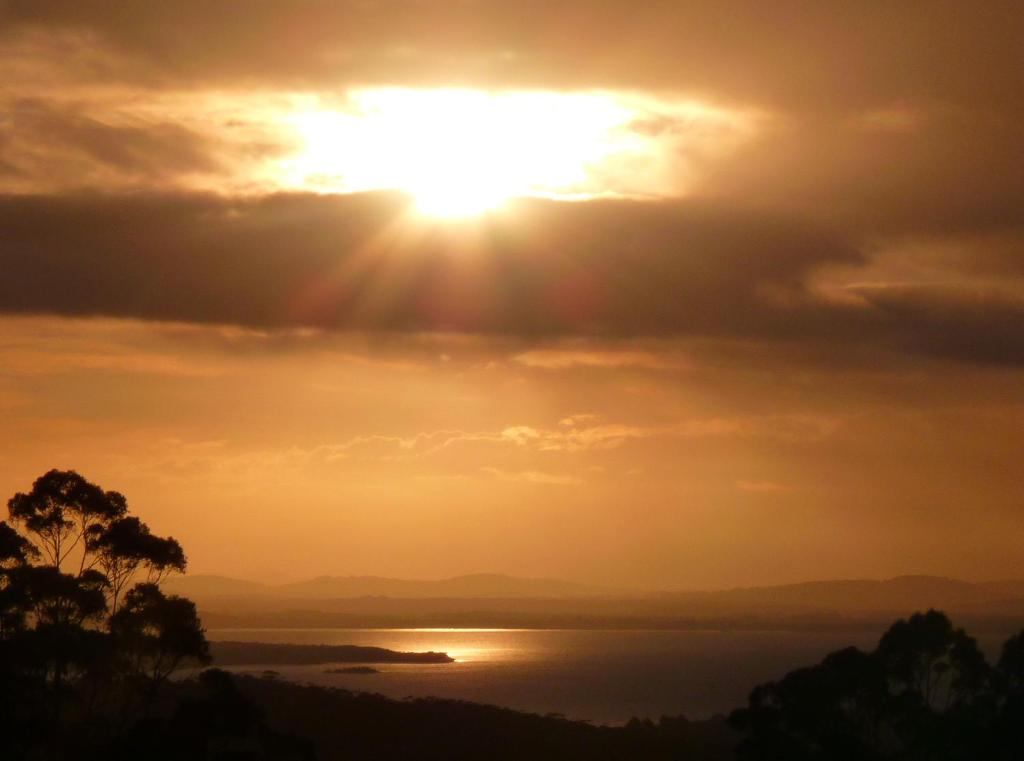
[0,190,1021,365]
[850,284,1024,367]
[704,109,1024,237]
[0,191,857,333]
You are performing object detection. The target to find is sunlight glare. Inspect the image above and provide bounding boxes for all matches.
[282,89,714,217]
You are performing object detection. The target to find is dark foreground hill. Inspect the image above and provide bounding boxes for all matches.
[222,673,737,761]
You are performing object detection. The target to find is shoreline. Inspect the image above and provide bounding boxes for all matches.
[210,641,455,666]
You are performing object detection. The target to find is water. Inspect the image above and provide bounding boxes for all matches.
[205,628,1007,725]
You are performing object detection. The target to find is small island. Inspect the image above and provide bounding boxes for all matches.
[209,641,454,666]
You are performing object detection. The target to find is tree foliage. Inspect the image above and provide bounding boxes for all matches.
[111,582,210,683]
[8,469,127,570]
[730,609,1024,760]
[91,516,187,613]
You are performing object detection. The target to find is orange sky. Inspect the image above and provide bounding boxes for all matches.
[0,1,1022,587]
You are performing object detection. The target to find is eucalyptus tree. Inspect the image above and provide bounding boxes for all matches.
[111,582,210,685]
[7,469,186,615]
[730,610,1023,760]
[0,521,37,637]
[7,469,127,572]
[2,470,205,721]
[876,609,991,713]
[90,516,186,614]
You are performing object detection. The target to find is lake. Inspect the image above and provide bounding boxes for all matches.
[206,627,1008,725]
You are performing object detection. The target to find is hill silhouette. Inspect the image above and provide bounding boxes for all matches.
[165,573,1024,631]
[164,572,613,600]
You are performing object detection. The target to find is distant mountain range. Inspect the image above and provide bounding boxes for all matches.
[660,575,1024,616]
[163,573,1024,631]
[163,572,611,600]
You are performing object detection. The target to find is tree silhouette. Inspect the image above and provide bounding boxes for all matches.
[0,469,324,760]
[8,469,127,571]
[0,520,38,566]
[0,470,216,758]
[0,521,37,636]
[91,516,186,613]
[875,609,990,710]
[992,632,1024,759]
[730,609,1024,760]
[111,582,209,684]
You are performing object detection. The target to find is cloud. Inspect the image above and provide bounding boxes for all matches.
[0,347,223,378]
[134,413,837,481]
[327,414,840,462]
[705,106,1024,236]
[0,190,862,334]
[0,3,1021,371]
[0,97,224,193]
[0,316,229,378]
[546,416,840,451]
[558,414,601,428]
[100,413,830,485]
[513,349,688,371]
[846,283,1024,367]
[480,467,583,486]
[320,429,519,463]
[3,1,1020,116]
[2,190,1021,364]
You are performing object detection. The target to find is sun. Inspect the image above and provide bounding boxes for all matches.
[282,89,640,217]
[410,184,507,218]
[390,92,531,216]
[278,88,754,217]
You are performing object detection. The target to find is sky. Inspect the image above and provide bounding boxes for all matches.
[0,1,1022,588]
